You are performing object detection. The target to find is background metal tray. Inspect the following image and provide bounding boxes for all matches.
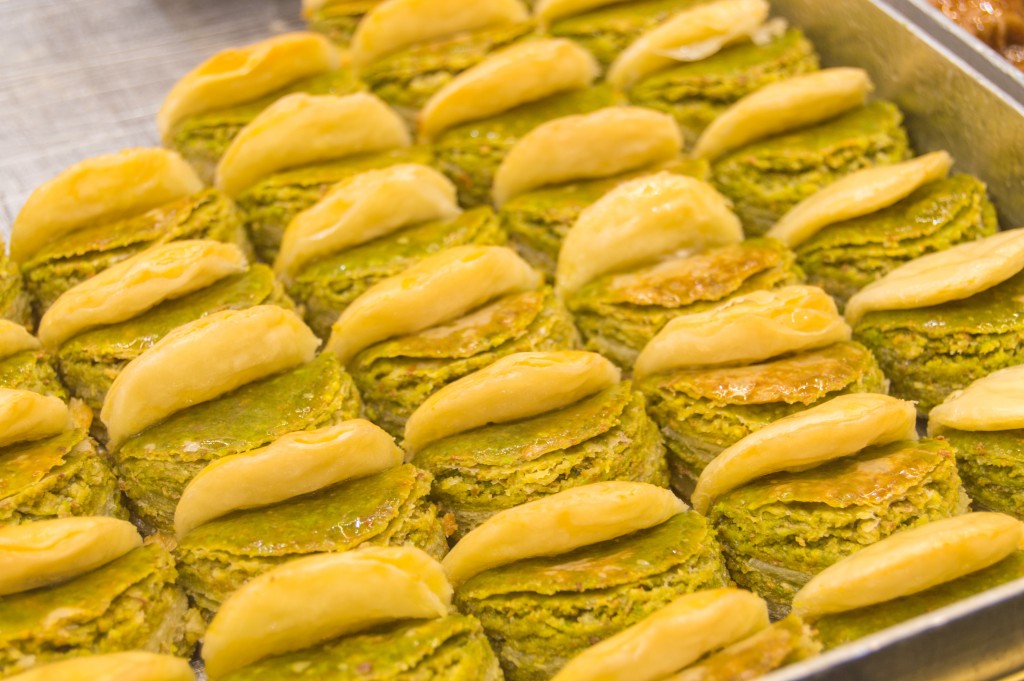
[2,1,1023,679]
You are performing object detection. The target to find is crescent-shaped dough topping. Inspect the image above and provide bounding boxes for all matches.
[692,393,918,514]
[552,589,769,681]
[326,245,542,364]
[203,547,452,679]
[608,0,771,90]
[793,513,1024,618]
[418,38,599,141]
[491,107,682,206]
[11,148,203,263]
[275,164,460,279]
[845,228,1024,326]
[352,0,529,67]
[769,151,954,248]
[534,0,625,24]
[634,286,852,377]
[38,240,248,350]
[928,365,1024,434]
[0,517,141,597]
[157,32,341,138]
[442,481,687,586]
[216,92,411,197]
[557,173,742,297]
[0,320,41,361]
[0,389,69,449]
[693,68,873,161]
[175,419,403,537]
[4,653,196,681]
[101,306,320,448]
[405,351,620,453]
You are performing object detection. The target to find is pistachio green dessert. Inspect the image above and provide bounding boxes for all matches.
[168,70,362,183]
[238,147,434,262]
[434,85,616,207]
[567,238,803,367]
[361,23,535,115]
[290,207,508,338]
[709,439,969,609]
[0,348,67,399]
[853,271,1024,413]
[457,511,729,681]
[351,289,581,436]
[0,540,201,677]
[549,0,708,67]
[811,550,1024,650]
[0,259,32,328]
[221,615,503,681]
[304,0,381,45]
[22,189,249,316]
[639,342,888,497]
[0,426,126,525]
[176,464,448,615]
[501,158,709,277]
[114,353,362,532]
[796,175,998,308]
[942,429,1024,519]
[57,265,290,412]
[711,101,912,235]
[629,29,820,148]
[415,382,669,536]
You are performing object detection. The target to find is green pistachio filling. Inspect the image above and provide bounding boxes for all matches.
[0,259,31,328]
[567,238,803,367]
[306,1,382,46]
[23,189,250,316]
[550,0,709,68]
[943,428,1024,519]
[0,429,126,524]
[289,207,508,339]
[797,175,998,309]
[222,615,502,681]
[0,350,67,399]
[236,147,435,262]
[57,265,290,412]
[457,511,729,681]
[710,439,969,608]
[351,287,581,437]
[114,353,362,532]
[853,270,1024,414]
[712,101,912,236]
[433,85,617,207]
[168,69,364,182]
[629,29,820,148]
[638,342,888,498]
[414,382,668,537]
[812,551,1024,650]
[500,158,710,277]
[176,464,446,615]
[674,615,820,681]
[0,542,201,677]
[362,23,536,115]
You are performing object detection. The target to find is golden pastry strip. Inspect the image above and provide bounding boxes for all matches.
[692,393,919,514]
[404,350,621,453]
[0,389,69,448]
[634,286,852,377]
[11,148,203,263]
[0,517,141,596]
[4,653,195,681]
[492,107,682,205]
[442,481,687,586]
[929,365,1024,433]
[275,164,460,278]
[38,240,249,349]
[557,172,742,297]
[0,320,40,361]
[793,513,1024,617]
[535,0,625,24]
[101,306,320,448]
[175,419,403,537]
[203,547,452,678]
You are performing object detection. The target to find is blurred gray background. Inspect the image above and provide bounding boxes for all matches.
[0,0,303,234]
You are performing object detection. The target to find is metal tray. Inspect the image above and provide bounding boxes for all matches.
[2,1,1024,679]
